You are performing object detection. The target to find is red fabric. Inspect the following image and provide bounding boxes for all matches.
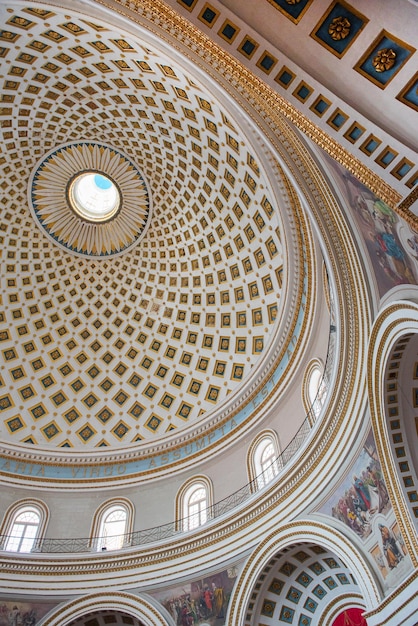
[332,607,367,626]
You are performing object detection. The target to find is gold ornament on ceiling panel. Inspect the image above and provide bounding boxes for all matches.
[372,48,397,72]
[0,6,289,449]
[328,16,351,41]
[29,143,151,258]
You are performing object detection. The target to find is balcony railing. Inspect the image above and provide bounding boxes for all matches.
[0,313,337,555]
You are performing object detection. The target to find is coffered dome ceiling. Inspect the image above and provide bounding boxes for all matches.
[0,3,306,451]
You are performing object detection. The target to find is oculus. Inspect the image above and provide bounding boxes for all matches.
[29,143,152,258]
[67,172,121,223]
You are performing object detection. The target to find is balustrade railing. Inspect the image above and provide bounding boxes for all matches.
[1,310,337,555]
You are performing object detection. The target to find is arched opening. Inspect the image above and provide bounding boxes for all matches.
[0,500,49,553]
[90,499,134,552]
[184,483,208,531]
[175,476,213,532]
[243,542,367,626]
[67,611,145,626]
[97,506,128,552]
[4,508,40,553]
[248,430,281,490]
[308,364,327,420]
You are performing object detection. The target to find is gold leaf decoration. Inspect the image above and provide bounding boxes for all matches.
[29,142,152,258]
[372,48,396,72]
[328,16,351,41]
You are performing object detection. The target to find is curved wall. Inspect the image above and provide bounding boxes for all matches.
[0,1,417,626]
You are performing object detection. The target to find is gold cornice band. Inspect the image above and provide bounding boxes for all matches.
[398,185,418,228]
[106,0,402,210]
[367,304,418,567]
[363,569,418,623]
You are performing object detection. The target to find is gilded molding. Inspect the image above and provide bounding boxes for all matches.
[105,0,401,209]
[363,570,417,623]
[397,184,418,228]
[367,304,418,566]
[319,594,365,626]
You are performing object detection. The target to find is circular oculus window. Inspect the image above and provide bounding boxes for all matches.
[29,142,151,257]
[68,172,121,222]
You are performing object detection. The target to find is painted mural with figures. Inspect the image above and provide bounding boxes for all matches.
[151,565,239,626]
[318,429,412,591]
[0,600,58,626]
[322,151,418,298]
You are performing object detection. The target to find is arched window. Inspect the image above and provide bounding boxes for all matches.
[260,441,277,478]
[303,359,328,424]
[309,365,327,419]
[98,506,127,551]
[248,431,281,490]
[186,484,207,530]
[5,508,40,552]
[0,500,49,553]
[175,476,213,532]
[90,499,134,552]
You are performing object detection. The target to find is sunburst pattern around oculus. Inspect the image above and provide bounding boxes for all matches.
[29,143,152,258]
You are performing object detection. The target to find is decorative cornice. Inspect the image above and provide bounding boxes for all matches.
[367,303,418,567]
[363,568,418,622]
[397,184,418,228]
[105,0,401,209]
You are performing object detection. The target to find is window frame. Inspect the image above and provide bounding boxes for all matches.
[175,475,213,531]
[303,358,328,425]
[247,430,281,491]
[0,499,49,553]
[90,498,134,552]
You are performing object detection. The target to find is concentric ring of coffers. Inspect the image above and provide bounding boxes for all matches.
[0,2,311,461]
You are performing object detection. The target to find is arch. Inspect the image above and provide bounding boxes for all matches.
[175,475,213,531]
[368,300,418,565]
[90,498,134,551]
[0,499,49,552]
[302,358,328,425]
[226,520,381,626]
[247,429,282,490]
[38,591,173,626]
[324,601,368,626]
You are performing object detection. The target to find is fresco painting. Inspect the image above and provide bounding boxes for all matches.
[0,600,57,626]
[319,429,413,589]
[151,566,239,625]
[322,152,418,297]
[320,430,391,539]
